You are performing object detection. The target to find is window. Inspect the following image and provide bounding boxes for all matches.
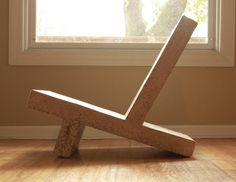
[35,0,209,46]
[9,0,235,66]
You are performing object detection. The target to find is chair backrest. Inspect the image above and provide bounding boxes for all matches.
[125,16,197,126]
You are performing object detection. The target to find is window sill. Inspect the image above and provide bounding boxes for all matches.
[8,48,235,67]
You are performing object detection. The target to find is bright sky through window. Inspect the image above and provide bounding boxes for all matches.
[36,0,208,43]
[37,0,126,37]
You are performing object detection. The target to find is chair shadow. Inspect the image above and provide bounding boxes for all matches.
[0,146,196,171]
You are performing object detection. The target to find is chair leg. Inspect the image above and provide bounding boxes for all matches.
[54,119,85,157]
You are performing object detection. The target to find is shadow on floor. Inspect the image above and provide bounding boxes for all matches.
[0,146,195,171]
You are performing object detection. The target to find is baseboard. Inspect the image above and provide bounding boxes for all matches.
[0,125,236,139]
[0,126,119,140]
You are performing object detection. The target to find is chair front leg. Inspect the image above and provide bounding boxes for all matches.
[54,119,85,157]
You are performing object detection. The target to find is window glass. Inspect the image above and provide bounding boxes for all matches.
[36,0,208,44]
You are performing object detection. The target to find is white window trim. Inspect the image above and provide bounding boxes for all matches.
[9,0,235,67]
[28,0,214,51]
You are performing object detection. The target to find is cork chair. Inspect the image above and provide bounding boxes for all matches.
[28,16,197,158]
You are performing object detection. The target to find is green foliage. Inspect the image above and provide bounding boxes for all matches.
[124,0,208,37]
[186,0,208,23]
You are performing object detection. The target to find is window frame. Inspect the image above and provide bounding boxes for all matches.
[29,0,213,50]
[9,0,235,67]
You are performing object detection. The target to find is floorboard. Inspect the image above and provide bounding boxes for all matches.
[0,139,235,182]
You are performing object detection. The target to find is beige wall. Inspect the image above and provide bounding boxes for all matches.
[1,0,236,126]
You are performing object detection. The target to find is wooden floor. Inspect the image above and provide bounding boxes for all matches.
[0,139,236,182]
